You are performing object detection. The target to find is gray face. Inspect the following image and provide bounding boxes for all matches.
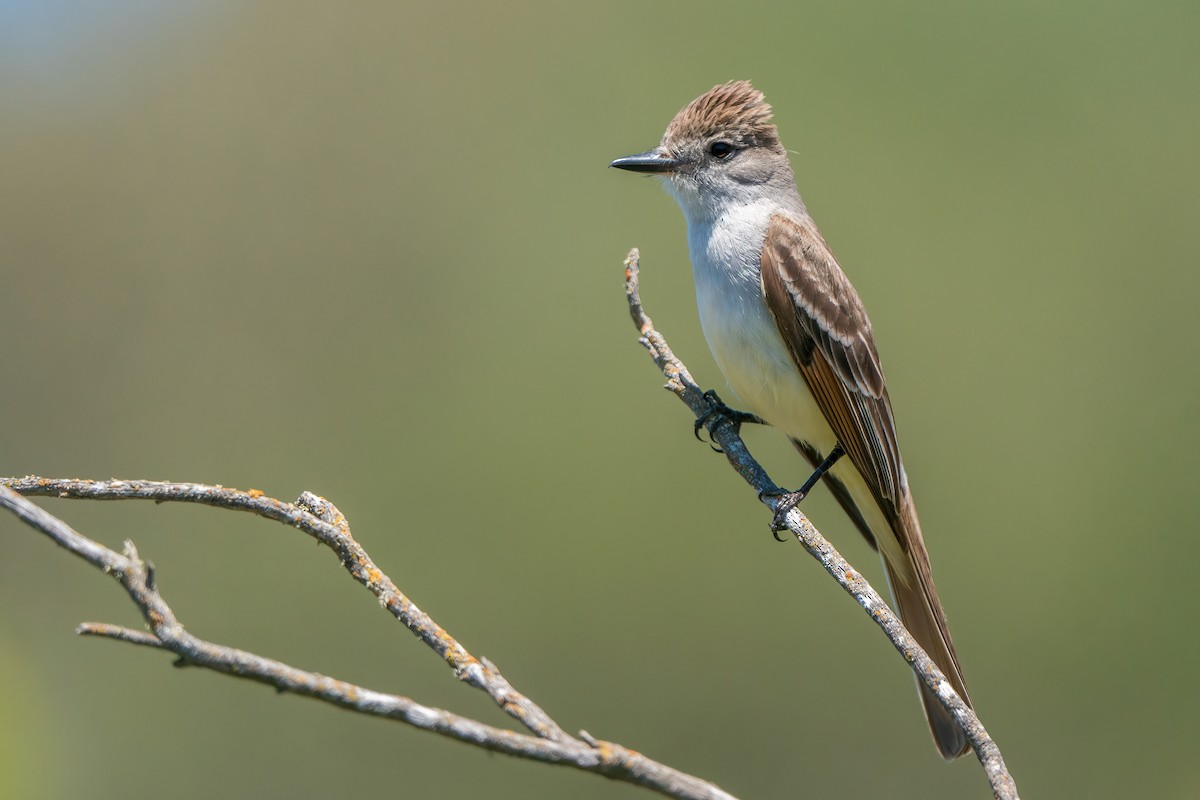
[658,134,795,223]
[668,134,781,187]
[609,80,797,222]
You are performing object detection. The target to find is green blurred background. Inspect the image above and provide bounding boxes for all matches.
[2,1,1197,798]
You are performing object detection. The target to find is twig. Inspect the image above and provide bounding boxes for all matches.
[4,477,567,742]
[0,482,738,800]
[622,248,1019,800]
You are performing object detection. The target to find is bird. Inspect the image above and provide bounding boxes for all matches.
[611,80,972,759]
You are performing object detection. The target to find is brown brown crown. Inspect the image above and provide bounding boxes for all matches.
[663,80,779,150]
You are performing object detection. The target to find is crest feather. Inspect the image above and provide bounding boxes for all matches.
[664,81,779,149]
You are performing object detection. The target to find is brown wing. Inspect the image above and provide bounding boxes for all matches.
[760,211,903,513]
[762,212,973,759]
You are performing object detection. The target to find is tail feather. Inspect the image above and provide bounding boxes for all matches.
[790,438,971,758]
[883,498,972,760]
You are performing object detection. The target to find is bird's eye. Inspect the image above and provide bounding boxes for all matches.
[709,141,735,160]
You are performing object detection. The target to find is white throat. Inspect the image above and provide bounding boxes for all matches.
[670,187,840,456]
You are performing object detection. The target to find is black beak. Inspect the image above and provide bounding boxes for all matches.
[610,149,679,173]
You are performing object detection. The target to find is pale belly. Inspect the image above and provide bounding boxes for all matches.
[679,197,908,581]
[695,270,837,453]
[694,270,904,575]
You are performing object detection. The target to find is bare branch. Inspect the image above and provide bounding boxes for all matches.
[622,248,1019,800]
[77,622,164,648]
[3,476,567,742]
[0,483,738,800]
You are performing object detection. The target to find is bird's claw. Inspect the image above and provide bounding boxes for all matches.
[694,390,761,452]
[759,488,807,541]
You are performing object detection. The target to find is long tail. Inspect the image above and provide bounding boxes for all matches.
[791,439,971,758]
[882,494,972,760]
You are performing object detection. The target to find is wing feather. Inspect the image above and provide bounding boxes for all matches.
[762,212,973,757]
[760,212,904,511]
[763,214,969,758]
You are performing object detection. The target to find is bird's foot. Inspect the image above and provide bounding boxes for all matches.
[760,444,846,541]
[693,390,764,452]
[759,488,808,541]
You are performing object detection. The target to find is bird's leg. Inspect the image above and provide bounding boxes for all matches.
[694,390,766,452]
[765,444,845,539]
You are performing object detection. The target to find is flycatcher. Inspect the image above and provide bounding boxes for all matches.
[611,81,971,759]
